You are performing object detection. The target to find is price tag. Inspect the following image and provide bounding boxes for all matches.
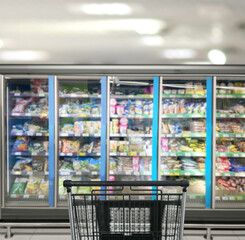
[70,94,76,97]
[15,93,21,96]
[220,153,226,157]
[39,195,45,199]
[229,197,235,201]
[45,171,49,175]
[32,152,38,156]
[220,114,226,118]
[15,152,21,156]
[167,134,172,137]
[67,153,73,156]
[79,153,86,156]
[177,115,182,118]
[92,171,98,175]
[170,95,175,98]
[188,195,196,199]
[26,113,32,116]
[94,133,100,137]
[236,134,242,138]
[224,173,230,177]
[237,196,243,201]
[36,133,42,136]
[162,115,167,118]
[77,171,82,175]
[39,94,45,97]
[170,153,176,156]
[109,171,114,174]
[23,195,30,199]
[144,172,149,175]
[174,172,180,176]
[139,196,145,200]
[83,134,89,137]
[128,95,134,98]
[74,134,80,137]
[222,197,228,201]
[185,172,191,176]
[163,171,169,176]
[121,153,127,156]
[134,172,139,176]
[234,154,239,157]
[223,134,229,138]
[10,194,17,198]
[242,95,245,99]
[230,114,235,118]
[16,132,22,136]
[185,153,191,157]
[27,172,33,175]
[130,152,137,156]
[215,196,221,200]
[126,171,131,175]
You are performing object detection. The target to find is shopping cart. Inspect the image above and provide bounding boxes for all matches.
[63,180,189,240]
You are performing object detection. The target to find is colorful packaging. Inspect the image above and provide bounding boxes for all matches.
[74,121,83,134]
[119,124,127,134]
[116,105,125,115]
[10,178,28,195]
[110,105,116,115]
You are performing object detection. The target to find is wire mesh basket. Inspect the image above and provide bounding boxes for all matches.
[64,180,189,240]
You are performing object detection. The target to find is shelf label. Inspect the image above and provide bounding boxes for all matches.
[125,171,131,175]
[177,115,183,118]
[10,194,17,198]
[188,195,196,199]
[220,153,226,157]
[70,94,77,97]
[222,197,228,201]
[23,195,30,199]
[76,171,82,175]
[170,153,176,156]
[230,114,235,118]
[233,154,239,157]
[32,153,38,156]
[236,134,242,138]
[27,171,33,175]
[229,197,235,201]
[237,196,243,201]
[36,133,42,136]
[67,153,73,156]
[130,152,137,156]
[185,172,191,176]
[14,152,21,156]
[26,113,32,116]
[185,153,191,157]
[79,153,86,156]
[224,173,230,177]
[220,114,226,118]
[223,134,229,138]
[15,93,21,96]
[134,172,139,176]
[39,195,45,199]
[83,134,89,137]
[91,171,98,175]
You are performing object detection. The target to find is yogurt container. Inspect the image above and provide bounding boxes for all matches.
[119,124,128,134]
[110,105,116,115]
[116,105,125,115]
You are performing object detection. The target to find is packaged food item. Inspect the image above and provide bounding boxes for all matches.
[28,142,46,153]
[119,124,127,134]
[32,158,45,171]
[12,98,33,114]
[60,160,73,171]
[161,138,168,152]
[185,82,194,94]
[73,158,89,171]
[61,124,74,134]
[40,179,49,195]
[110,141,117,153]
[12,137,29,152]
[110,98,117,106]
[25,176,42,195]
[110,105,116,115]
[91,105,100,115]
[10,178,28,195]
[88,158,101,171]
[135,100,143,115]
[110,158,117,171]
[13,158,32,171]
[120,117,128,125]
[62,140,80,153]
[116,105,125,115]
[132,156,140,172]
[118,141,129,153]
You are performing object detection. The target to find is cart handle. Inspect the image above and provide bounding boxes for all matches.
[63,180,189,192]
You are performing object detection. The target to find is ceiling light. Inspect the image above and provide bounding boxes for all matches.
[140,36,164,46]
[208,49,226,64]
[0,51,49,61]
[81,3,132,15]
[162,49,196,59]
[0,40,4,48]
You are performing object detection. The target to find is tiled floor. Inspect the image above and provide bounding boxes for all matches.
[0,229,245,240]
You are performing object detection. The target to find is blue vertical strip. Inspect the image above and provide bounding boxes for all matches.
[205,77,212,208]
[100,76,107,182]
[48,76,55,207]
[152,77,160,182]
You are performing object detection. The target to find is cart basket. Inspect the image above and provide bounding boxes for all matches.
[64,180,189,240]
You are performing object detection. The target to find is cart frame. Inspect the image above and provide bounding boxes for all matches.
[64,180,189,240]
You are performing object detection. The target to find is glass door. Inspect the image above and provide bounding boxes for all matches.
[4,76,49,206]
[58,77,101,204]
[215,77,245,208]
[109,77,153,184]
[160,77,207,208]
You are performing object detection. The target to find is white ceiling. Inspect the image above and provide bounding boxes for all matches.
[0,0,245,64]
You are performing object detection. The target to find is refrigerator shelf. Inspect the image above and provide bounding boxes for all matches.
[109,170,151,176]
[162,93,206,99]
[187,194,205,200]
[11,171,49,176]
[59,94,101,99]
[161,152,206,157]
[59,133,101,137]
[11,152,48,156]
[216,133,245,138]
[215,196,245,201]
[162,113,206,118]
[59,170,99,176]
[161,133,206,138]
[216,152,245,157]
[59,153,100,157]
[110,133,152,137]
[11,113,48,118]
[10,132,49,137]
[216,93,245,99]
[10,93,48,97]
[111,94,153,99]
[110,152,152,157]
[161,170,204,176]
[216,171,245,177]
[59,114,100,118]
[10,194,47,200]
[216,113,245,118]
[110,114,152,119]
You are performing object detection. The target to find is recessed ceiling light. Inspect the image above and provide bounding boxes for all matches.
[208,49,226,64]
[81,3,132,15]
[162,49,196,59]
[140,36,164,46]
[0,51,49,61]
